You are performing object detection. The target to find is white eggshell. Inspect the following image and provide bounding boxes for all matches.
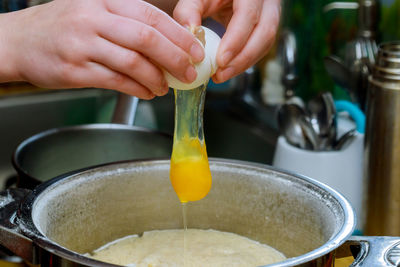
[165,26,221,90]
[203,27,221,75]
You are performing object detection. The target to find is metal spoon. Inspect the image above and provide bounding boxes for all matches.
[299,115,320,150]
[306,92,337,150]
[277,104,308,149]
[307,94,325,136]
[334,129,357,150]
[322,92,337,149]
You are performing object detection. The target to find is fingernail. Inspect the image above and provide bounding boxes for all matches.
[162,79,169,90]
[190,42,204,63]
[160,80,169,95]
[221,51,233,67]
[220,67,235,82]
[185,65,197,82]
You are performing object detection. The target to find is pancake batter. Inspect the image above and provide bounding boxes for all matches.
[88,229,286,267]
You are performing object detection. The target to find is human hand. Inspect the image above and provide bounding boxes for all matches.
[0,0,204,99]
[173,0,281,83]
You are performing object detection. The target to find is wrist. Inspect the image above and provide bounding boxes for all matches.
[0,12,24,82]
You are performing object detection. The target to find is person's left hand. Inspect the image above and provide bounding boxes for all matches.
[173,0,281,83]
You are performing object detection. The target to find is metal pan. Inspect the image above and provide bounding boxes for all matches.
[0,159,398,266]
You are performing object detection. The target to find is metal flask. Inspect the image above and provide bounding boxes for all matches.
[365,42,400,235]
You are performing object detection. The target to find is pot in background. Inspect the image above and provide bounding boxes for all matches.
[12,123,172,189]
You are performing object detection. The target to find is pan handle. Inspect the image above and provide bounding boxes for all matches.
[337,236,400,266]
[112,94,139,125]
[0,188,35,263]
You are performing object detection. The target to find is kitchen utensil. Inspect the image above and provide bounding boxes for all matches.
[321,92,337,147]
[112,94,139,125]
[365,41,400,236]
[307,93,325,136]
[279,30,298,99]
[273,125,365,233]
[299,116,319,150]
[334,129,357,150]
[305,92,337,150]
[279,93,364,152]
[324,56,351,90]
[1,159,399,266]
[277,103,308,149]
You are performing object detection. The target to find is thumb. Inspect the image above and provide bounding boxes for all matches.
[173,0,204,27]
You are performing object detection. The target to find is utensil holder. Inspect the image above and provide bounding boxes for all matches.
[273,132,365,233]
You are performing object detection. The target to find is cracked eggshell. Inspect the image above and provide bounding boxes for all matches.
[165,26,221,90]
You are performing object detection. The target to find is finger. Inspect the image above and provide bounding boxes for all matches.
[90,37,168,96]
[216,0,263,68]
[173,0,204,27]
[77,62,157,99]
[98,14,197,84]
[104,0,204,63]
[214,0,280,83]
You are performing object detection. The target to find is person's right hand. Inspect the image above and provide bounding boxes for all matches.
[0,0,204,99]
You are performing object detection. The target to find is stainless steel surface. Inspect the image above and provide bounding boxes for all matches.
[0,88,116,187]
[307,93,331,138]
[111,94,139,125]
[278,31,298,99]
[324,56,351,92]
[12,124,172,187]
[1,159,356,266]
[322,92,337,148]
[365,41,400,236]
[375,42,400,71]
[336,236,400,266]
[278,93,340,151]
[0,189,33,262]
[299,115,319,150]
[334,129,357,150]
[277,103,307,149]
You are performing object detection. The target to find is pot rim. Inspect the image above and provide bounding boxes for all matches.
[17,158,355,267]
[12,123,172,184]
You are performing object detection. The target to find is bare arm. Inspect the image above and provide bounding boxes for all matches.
[0,0,205,99]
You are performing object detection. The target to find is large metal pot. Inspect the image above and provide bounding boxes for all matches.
[0,159,398,266]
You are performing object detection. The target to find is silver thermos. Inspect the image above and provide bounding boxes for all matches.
[365,42,400,235]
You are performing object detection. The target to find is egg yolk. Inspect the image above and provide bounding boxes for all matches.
[170,137,212,203]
